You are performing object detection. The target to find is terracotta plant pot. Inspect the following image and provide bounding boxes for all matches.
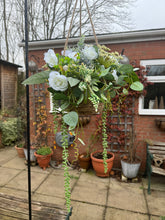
[15,145,25,158]
[78,153,91,170]
[90,150,115,177]
[34,150,53,170]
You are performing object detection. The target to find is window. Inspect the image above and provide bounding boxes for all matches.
[139,59,165,115]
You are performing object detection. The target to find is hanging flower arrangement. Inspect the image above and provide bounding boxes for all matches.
[23,36,144,213]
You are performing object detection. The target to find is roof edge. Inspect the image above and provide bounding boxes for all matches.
[0,59,22,68]
[19,28,165,51]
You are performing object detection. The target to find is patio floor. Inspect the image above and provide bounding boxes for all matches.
[0,147,165,220]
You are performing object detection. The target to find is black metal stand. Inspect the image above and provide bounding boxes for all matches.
[24,0,32,219]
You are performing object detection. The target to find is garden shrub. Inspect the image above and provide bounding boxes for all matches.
[0,117,23,146]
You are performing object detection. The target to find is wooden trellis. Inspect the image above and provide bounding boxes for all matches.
[32,79,48,145]
[107,97,135,153]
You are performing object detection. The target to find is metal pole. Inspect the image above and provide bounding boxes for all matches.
[24,0,32,219]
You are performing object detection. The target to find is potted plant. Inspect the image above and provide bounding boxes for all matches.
[23,36,144,211]
[15,142,25,158]
[121,129,141,179]
[90,106,115,177]
[78,145,91,170]
[23,144,37,164]
[34,146,53,170]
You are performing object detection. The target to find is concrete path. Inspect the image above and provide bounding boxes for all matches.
[0,147,165,220]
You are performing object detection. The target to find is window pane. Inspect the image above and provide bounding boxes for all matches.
[144,83,165,109]
[146,65,165,76]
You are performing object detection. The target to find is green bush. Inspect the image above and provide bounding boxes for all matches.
[0,117,23,146]
[36,146,52,155]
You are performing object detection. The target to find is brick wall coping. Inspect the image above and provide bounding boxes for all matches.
[19,28,165,51]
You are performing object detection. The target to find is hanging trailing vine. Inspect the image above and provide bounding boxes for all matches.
[61,118,71,213]
[102,106,108,173]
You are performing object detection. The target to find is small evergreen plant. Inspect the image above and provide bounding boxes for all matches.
[36,146,52,155]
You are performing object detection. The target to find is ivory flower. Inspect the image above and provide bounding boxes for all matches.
[82,46,98,60]
[44,49,58,67]
[61,50,78,61]
[48,71,68,91]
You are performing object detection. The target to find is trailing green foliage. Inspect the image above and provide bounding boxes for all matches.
[61,118,71,213]
[102,106,108,173]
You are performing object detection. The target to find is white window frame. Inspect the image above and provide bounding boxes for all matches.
[50,94,53,113]
[139,59,165,115]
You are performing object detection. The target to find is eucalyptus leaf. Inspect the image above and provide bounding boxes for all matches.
[68,77,80,87]
[116,76,127,86]
[52,91,68,100]
[63,111,78,130]
[130,81,144,91]
[119,64,133,74]
[123,88,129,95]
[60,101,70,111]
[22,70,51,85]
[99,67,110,77]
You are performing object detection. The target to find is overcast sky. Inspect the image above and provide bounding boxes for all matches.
[131,0,165,30]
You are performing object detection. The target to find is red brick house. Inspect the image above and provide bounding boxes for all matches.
[20,28,165,173]
[0,59,21,110]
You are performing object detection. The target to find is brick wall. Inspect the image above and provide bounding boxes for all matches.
[28,39,165,173]
[0,64,17,109]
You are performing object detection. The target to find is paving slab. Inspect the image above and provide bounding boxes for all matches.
[6,170,48,192]
[145,189,165,216]
[78,170,109,185]
[27,165,54,174]
[0,187,28,199]
[32,193,65,206]
[142,176,165,192]
[108,178,147,213]
[2,156,26,170]
[71,178,108,205]
[51,167,80,178]
[150,215,165,220]
[36,173,77,197]
[0,167,21,186]
[105,207,149,220]
[0,147,17,165]
[70,201,105,220]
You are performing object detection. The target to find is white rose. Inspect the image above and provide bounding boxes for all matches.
[63,65,68,71]
[61,50,78,61]
[82,46,98,60]
[44,49,58,67]
[48,71,68,92]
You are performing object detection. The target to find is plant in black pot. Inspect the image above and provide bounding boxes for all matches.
[121,129,141,179]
